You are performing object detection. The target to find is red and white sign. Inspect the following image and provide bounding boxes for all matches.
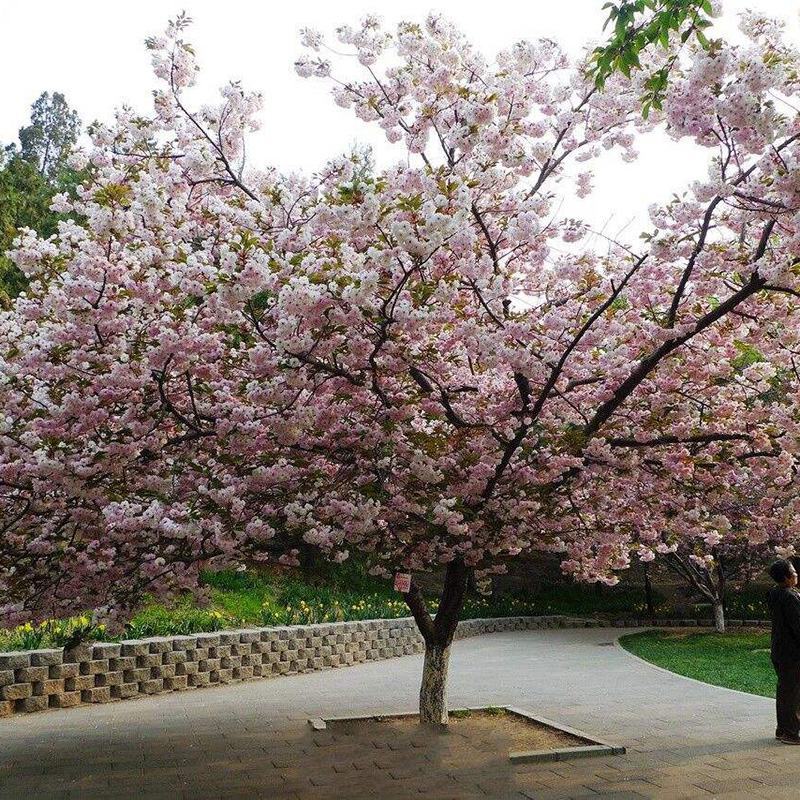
[393,572,412,593]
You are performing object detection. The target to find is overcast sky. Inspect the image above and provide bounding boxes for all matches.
[2,1,797,238]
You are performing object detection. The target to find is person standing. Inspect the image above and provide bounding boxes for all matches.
[768,559,800,744]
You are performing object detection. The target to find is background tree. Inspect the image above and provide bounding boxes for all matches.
[2,13,800,729]
[17,92,81,180]
[0,93,82,306]
[634,469,798,632]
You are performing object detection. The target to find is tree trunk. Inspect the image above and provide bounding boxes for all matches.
[419,643,451,725]
[642,562,655,617]
[403,558,469,727]
[713,599,726,634]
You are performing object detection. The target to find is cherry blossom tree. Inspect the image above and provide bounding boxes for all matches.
[632,467,798,632]
[2,11,800,725]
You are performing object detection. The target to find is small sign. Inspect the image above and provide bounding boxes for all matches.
[394,572,412,593]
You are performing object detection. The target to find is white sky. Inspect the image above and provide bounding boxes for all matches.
[2,1,798,238]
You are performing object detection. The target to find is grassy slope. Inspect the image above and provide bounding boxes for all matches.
[0,565,652,651]
[620,630,775,698]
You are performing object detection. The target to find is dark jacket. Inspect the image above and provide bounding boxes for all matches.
[769,586,800,663]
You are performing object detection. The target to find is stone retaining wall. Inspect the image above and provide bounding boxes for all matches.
[0,614,595,718]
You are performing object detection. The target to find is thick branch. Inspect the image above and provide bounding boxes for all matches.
[609,432,752,449]
[403,580,436,647]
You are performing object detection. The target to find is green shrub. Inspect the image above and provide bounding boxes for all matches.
[124,603,226,638]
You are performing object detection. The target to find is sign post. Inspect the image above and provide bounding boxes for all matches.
[393,572,412,593]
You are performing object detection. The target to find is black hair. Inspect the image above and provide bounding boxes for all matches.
[769,559,794,584]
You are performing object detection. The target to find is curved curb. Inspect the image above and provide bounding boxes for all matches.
[613,630,773,703]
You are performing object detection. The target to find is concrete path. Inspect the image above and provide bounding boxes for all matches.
[0,627,793,799]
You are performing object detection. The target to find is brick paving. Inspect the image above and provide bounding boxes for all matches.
[0,627,794,799]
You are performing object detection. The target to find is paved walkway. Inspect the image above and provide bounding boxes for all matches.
[0,627,795,799]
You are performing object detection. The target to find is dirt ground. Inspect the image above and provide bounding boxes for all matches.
[329,708,589,754]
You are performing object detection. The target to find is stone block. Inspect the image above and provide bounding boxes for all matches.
[49,663,79,679]
[14,667,50,683]
[193,634,220,648]
[112,683,139,700]
[176,661,198,676]
[139,679,163,694]
[0,700,13,717]
[252,663,264,677]
[124,668,152,683]
[30,649,63,667]
[171,636,196,649]
[163,650,186,665]
[50,691,82,708]
[148,638,172,654]
[209,645,231,659]
[0,653,31,670]
[79,660,109,676]
[212,668,233,684]
[120,641,150,657]
[1,683,33,700]
[96,671,122,687]
[21,695,49,713]
[152,664,176,679]
[0,670,15,686]
[65,675,96,692]
[33,679,65,696]
[109,657,135,671]
[234,666,253,681]
[164,675,188,691]
[199,658,221,672]
[136,654,162,668]
[63,643,94,663]
[81,687,111,704]
[92,643,121,659]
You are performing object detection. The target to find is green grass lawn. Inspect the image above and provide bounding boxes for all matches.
[620,629,776,697]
